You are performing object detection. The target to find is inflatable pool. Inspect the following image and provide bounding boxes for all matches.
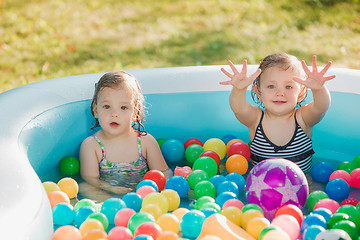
[0,65,359,239]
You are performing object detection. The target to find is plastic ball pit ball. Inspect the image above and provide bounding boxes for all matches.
[226,139,243,152]
[271,214,300,240]
[314,198,340,214]
[332,220,358,240]
[82,229,107,240]
[187,169,209,189]
[222,199,244,211]
[161,139,185,163]
[48,190,70,209]
[336,204,360,229]
[136,179,159,192]
[312,208,332,222]
[161,189,180,211]
[300,214,327,234]
[57,177,79,199]
[221,134,238,144]
[302,225,325,240]
[350,168,360,188]
[327,213,350,229]
[100,198,126,225]
[192,156,218,178]
[156,138,167,148]
[114,208,136,227]
[227,141,251,161]
[216,180,239,197]
[75,206,96,227]
[246,217,270,239]
[143,169,166,191]
[43,181,61,194]
[79,218,104,236]
[194,196,215,210]
[52,202,75,225]
[225,172,246,192]
[221,206,242,226]
[325,178,350,202]
[329,170,351,186]
[52,225,81,240]
[172,208,190,221]
[311,161,334,183]
[137,185,157,199]
[59,156,80,175]
[246,159,309,219]
[180,210,206,239]
[203,138,227,160]
[306,191,329,212]
[337,161,358,174]
[185,144,204,164]
[142,192,169,214]
[241,209,264,229]
[209,175,226,189]
[315,229,352,240]
[134,222,163,239]
[165,175,189,198]
[128,212,156,234]
[87,212,109,232]
[225,154,248,175]
[353,154,360,167]
[194,180,216,199]
[200,150,221,168]
[107,226,133,240]
[156,213,180,233]
[184,138,203,149]
[274,204,303,226]
[74,198,96,212]
[121,192,143,212]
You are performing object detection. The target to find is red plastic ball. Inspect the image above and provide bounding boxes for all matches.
[134,222,163,239]
[108,226,133,240]
[329,170,351,186]
[143,170,166,191]
[227,142,251,161]
[184,138,203,149]
[200,150,221,167]
[350,168,360,189]
[274,204,304,226]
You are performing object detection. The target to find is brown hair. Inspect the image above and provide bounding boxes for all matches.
[251,53,308,107]
[91,71,146,134]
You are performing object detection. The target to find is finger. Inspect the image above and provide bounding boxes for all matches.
[221,68,233,78]
[219,80,233,85]
[293,76,306,85]
[301,60,311,75]
[249,68,261,81]
[324,75,336,81]
[312,55,318,72]
[228,60,240,75]
[320,61,332,75]
[241,59,247,76]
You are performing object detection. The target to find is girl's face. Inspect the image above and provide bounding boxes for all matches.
[93,86,136,136]
[256,67,303,116]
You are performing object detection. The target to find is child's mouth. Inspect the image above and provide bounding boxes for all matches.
[110,122,120,127]
[273,101,286,104]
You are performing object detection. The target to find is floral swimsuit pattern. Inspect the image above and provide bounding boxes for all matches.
[93,134,149,187]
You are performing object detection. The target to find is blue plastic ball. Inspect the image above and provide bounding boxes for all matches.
[122,192,143,212]
[302,225,326,240]
[75,206,96,227]
[225,172,246,192]
[52,202,75,226]
[215,192,237,208]
[325,178,350,202]
[180,210,206,239]
[100,198,126,225]
[165,175,189,198]
[312,208,332,222]
[136,179,159,192]
[311,162,334,183]
[201,208,218,218]
[133,234,154,240]
[217,180,239,197]
[221,134,238,144]
[209,175,227,189]
[161,139,185,163]
[300,213,327,233]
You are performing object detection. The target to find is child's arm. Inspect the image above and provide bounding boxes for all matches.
[220,60,262,128]
[79,137,132,194]
[142,134,173,179]
[293,56,336,127]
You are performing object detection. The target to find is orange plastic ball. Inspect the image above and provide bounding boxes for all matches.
[226,139,243,151]
[156,231,179,240]
[156,213,180,233]
[79,219,104,236]
[52,225,81,240]
[82,229,107,240]
[226,154,248,175]
[246,217,270,239]
[57,177,79,199]
[48,190,70,209]
[172,208,190,222]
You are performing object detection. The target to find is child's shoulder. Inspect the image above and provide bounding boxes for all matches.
[81,134,98,148]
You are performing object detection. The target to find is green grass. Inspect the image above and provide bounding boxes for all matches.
[1,0,359,93]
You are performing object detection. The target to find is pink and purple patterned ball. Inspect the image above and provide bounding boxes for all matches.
[246,159,309,219]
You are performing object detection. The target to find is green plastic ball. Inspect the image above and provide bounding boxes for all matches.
[192,156,218,178]
[194,180,216,199]
[353,154,360,168]
[185,144,204,164]
[87,212,109,231]
[332,220,359,240]
[327,213,350,229]
[187,169,209,189]
[127,212,155,234]
[156,138,167,148]
[337,161,358,174]
[306,190,329,211]
[59,156,80,175]
[242,203,264,215]
[194,196,215,210]
[336,205,360,229]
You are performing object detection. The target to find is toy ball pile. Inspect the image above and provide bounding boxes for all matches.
[45,138,360,240]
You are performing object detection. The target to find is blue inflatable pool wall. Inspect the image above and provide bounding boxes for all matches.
[0,65,359,239]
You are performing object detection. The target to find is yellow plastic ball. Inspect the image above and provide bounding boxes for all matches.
[82,229,107,240]
[156,213,180,233]
[172,208,190,222]
[142,192,169,214]
[140,204,163,220]
[161,189,180,211]
[57,177,79,199]
[221,206,242,226]
[203,138,227,160]
[240,209,264,229]
[79,219,104,236]
[156,231,179,240]
[246,217,270,239]
[43,181,60,194]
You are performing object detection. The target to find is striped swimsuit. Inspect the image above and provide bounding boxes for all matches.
[250,111,314,172]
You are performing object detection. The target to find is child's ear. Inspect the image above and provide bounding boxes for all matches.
[92,103,98,118]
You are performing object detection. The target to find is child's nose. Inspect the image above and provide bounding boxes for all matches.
[276,89,285,96]
[111,110,120,117]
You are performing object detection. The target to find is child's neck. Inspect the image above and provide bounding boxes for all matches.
[99,129,135,141]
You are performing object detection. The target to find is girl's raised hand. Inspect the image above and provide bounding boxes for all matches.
[293,55,336,91]
[220,60,261,90]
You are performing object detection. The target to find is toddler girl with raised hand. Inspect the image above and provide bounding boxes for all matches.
[220,53,336,172]
[80,71,171,200]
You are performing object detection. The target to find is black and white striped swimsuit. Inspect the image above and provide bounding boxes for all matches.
[250,111,314,173]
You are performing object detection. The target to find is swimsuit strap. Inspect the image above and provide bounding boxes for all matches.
[137,135,144,160]
[92,134,106,160]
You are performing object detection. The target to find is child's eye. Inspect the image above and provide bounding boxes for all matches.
[103,105,110,109]
[286,85,292,89]
[268,85,275,89]
[121,106,128,110]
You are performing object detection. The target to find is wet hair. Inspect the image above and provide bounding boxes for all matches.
[91,71,147,135]
[251,53,308,107]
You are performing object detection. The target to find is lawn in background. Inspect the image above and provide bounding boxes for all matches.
[0,0,359,92]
